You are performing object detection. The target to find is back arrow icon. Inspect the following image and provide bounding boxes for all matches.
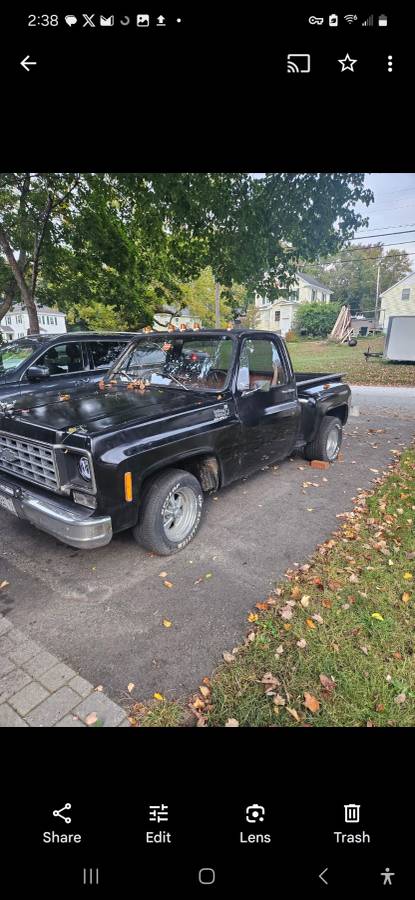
[21,55,37,72]
[319,868,328,885]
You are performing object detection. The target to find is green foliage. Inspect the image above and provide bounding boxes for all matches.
[302,244,412,315]
[66,300,127,331]
[1,173,374,332]
[178,267,232,326]
[294,302,341,337]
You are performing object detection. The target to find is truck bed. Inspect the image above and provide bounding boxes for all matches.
[294,372,346,389]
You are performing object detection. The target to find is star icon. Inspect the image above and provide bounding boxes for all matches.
[338,53,357,72]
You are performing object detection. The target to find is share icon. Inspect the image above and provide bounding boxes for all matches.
[53,803,72,824]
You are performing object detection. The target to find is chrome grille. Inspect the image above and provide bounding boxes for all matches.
[0,431,59,492]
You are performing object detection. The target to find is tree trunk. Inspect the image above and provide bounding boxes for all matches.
[0,226,40,334]
[0,282,16,326]
[215,281,220,327]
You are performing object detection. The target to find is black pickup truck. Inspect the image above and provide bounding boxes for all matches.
[0,329,350,555]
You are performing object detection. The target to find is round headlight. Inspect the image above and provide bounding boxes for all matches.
[78,456,91,481]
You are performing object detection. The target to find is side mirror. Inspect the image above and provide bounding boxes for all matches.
[26,365,50,382]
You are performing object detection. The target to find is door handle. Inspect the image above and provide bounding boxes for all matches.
[280,388,295,394]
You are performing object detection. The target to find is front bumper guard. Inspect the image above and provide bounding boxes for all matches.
[0,477,112,550]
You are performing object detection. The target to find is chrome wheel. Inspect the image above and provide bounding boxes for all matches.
[162,486,198,543]
[326,424,341,460]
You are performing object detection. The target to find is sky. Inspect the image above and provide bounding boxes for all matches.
[353,173,415,269]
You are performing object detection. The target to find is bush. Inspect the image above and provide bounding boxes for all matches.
[293,302,341,338]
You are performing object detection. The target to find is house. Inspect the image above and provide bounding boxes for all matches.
[379,271,415,332]
[254,272,333,336]
[0,303,67,342]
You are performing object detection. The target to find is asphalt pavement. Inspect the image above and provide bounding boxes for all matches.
[1,385,414,708]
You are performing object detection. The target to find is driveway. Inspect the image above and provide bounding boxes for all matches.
[1,385,414,706]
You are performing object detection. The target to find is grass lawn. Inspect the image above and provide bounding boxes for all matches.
[287,335,415,387]
[131,448,415,727]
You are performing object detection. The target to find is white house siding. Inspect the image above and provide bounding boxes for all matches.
[380,272,415,332]
[0,305,67,341]
[254,274,333,336]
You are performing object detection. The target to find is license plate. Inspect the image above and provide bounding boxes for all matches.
[0,493,17,515]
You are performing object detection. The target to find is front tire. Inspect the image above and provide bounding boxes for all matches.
[132,468,204,555]
[304,416,342,462]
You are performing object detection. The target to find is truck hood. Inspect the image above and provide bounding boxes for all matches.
[0,384,225,440]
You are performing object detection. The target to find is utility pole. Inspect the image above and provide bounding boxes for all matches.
[215,281,220,327]
[374,263,381,328]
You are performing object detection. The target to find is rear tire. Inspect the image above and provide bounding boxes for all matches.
[132,468,204,555]
[304,416,342,462]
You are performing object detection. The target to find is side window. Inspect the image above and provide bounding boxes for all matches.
[36,342,84,375]
[237,339,286,391]
[89,341,126,369]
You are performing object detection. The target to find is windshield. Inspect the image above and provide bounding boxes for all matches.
[108,334,235,391]
[0,341,38,375]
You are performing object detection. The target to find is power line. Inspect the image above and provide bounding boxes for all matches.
[352,229,415,240]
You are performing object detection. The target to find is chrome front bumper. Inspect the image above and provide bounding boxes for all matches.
[0,477,112,550]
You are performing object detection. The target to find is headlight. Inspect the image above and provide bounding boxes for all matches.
[78,456,92,481]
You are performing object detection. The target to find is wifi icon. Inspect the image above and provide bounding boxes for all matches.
[344,14,358,23]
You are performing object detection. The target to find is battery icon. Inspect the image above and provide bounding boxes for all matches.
[378,14,388,26]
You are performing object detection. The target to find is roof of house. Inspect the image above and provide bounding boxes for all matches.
[8,304,66,316]
[297,272,333,293]
[380,270,415,298]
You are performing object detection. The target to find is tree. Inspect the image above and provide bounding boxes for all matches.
[1,173,373,333]
[177,267,231,326]
[301,244,412,315]
[66,300,127,332]
[294,302,341,337]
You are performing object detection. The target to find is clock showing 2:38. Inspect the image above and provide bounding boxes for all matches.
[28,14,59,26]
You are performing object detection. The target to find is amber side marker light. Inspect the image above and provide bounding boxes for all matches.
[124,472,133,502]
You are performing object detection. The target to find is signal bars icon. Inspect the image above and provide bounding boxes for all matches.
[362,14,374,26]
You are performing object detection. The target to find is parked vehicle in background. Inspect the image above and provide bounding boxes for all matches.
[0,329,351,554]
[384,316,415,362]
[0,332,139,403]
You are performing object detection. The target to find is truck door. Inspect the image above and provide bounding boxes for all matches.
[235,336,300,473]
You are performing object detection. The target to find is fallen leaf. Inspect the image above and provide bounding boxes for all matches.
[247,612,259,623]
[319,674,335,693]
[304,692,320,713]
[322,598,332,609]
[395,693,406,705]
[312,613,324,625]
[256,602,269,611]
[0,580,10,590]
[261,672,280,688]
[94,685,104,692]
[273,694,286,707]
[402,592,411,604]
[306,618,316,629]
[163,619,172,628]
[280,604,294,621]
[403,572,413,581]
[199,685,210,699]
[291,585,302,600]
[275,645,284,656]
[225,718,239,727]
[360,646,369,655]
[375,703,385,713]
[349,574,359,583]
[159,571,168,578]
[371,612,384,621]
[85,712,98,726]
[223,651,236,663]
[300,595,310,608]
[163,580,173,588]
[127,682,135,693]
[297,638,307,649]
[287,707,301,722]
[154,692,165,701]
[192,697,205,710]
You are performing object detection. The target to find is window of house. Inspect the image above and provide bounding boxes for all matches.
[402,288,411,300]
[311,289,316,301]
[274,311,281,323]
[6,316,11,324]
[288,291,299,302]
[237,338,286,391]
